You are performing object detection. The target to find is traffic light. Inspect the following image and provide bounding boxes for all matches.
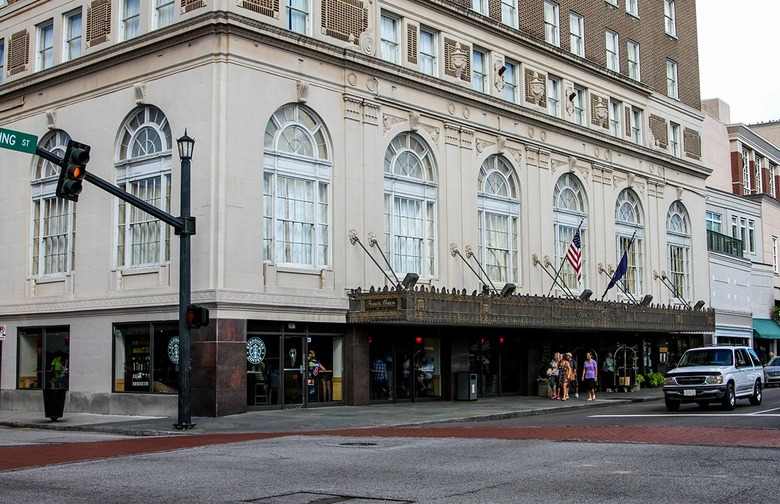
[186,304,209,329]
[56,140,90,202]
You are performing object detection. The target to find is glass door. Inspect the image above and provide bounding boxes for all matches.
[283,336,306,408]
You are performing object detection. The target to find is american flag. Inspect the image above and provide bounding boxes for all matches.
[566,229,582,284]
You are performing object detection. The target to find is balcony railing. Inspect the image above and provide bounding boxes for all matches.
[707,229,743,258]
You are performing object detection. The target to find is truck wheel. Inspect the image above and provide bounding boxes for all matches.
[721,383,736,410]
[749,380,762,406]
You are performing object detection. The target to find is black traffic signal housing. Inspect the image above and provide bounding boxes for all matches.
[56,140,91,202]
[186,304,209,329]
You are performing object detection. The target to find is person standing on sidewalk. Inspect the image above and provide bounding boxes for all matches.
[582,352,598,401]
[559,354,572,401]
[549,352,560,399]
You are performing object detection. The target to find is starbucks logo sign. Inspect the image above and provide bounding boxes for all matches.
[246,337,266,365]
[168,336,180,364]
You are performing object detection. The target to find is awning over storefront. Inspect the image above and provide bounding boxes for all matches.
[347,287,715,333]
[753,318,780,339]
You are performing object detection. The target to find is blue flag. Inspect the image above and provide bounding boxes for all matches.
[604,251,628,294]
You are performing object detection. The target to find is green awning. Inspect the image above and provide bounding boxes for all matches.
[753,318,780,339]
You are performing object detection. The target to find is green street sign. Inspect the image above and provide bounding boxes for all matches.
[0,127,38,154]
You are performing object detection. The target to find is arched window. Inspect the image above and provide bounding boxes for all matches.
[383,132,437,278]
[666,201,691,302]
[30,130,73,276]
[115,105,173,268]
[614,189,644,296]
[263,104,331,267]
[553,173,587,290]
[477,155,520,286]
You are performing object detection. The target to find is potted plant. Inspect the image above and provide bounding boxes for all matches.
[634,373,645,391]
[537,377,550,397]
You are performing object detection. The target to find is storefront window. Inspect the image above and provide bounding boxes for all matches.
[18,326,69,390]
[113,322,178,393]
[413,337,441,398]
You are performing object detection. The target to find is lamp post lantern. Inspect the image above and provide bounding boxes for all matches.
[174,130,196,430]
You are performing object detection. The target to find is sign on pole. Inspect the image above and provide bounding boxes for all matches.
[0,127,38,154]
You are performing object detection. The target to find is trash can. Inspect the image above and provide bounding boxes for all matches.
[42,388,67,422]
[456,372,478,401]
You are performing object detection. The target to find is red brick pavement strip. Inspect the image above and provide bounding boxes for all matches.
[3,426,779,472]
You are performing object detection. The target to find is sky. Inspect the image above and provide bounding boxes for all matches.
[696,0,780,125]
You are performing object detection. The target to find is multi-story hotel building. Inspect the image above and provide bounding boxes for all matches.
[0,0,713,417]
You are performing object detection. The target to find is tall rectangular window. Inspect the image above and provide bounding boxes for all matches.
[627,40,640,80]
[121,0,141,41]
[547,75,561,117]
[755,155,764,193]
[153,0,175,29]
[668,244,689,301]
[287,0,310,35]
[769,163,777,197]
[501,0,517,28]
[0,40,5,85]
[63,11,82,61]
[742,148,751,194]
[666,59,679,98]
[664,0,676,37]
[472,47,488,93]
[503,59,519,103]
[117,177,171,267]
[706,211,722,233]
[669,121,681,157]
[380,13,400,64]
[419,27,437,77]
[605,30,619,72]
[609,99,622,137]
[544,1,560,46]
[37,21,54,70]
[569,12,584,57]
[626,0,638,17]
[572,86,586,126]
[630,106,642,144]
[773,236,778,274]
[32,197,73,276]
[748,219,756,254]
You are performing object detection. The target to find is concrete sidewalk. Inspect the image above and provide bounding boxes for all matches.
[0,388,663,437]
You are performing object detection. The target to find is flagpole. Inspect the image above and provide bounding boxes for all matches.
[548,219,583,296]
[601,230,637,300]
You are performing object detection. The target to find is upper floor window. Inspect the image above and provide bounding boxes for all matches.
[664,0,676,37]
[571,86,586,126]
[121,0,141,41]
[626,0,638,17]
[605,0,617,6]
[384,132,438,279]
[706,211,722,233]
[419,27,438,77]
[31,130,74,277]
[773,236,779,274]
[615,189,644,296]
[287,0,311,35]
[153,0,176,30]
[472,47,488,93]
[380,12,400,64]
[544,1,560,47]
[37,20,54,71]
[667,201,691,302]
[547,75,561,117]
[503,59,519,103]
[263,104,332,267]
[630,106,642,144]
[627,40,640,80]
[63,10,82,62]
[755,155,764,193]
[669,122,681,157]
[569,12,584,57]
[605,30,619,72]
[478,155,521,286]
[769,163,777,197]
[471,0,488,16]
[609,99,622,137]
[553,173,587,290]
[742,148,751,193]
[501,0,517,28]
[0,40,5,84]
[115,105,173,268]
[666,59,679,99]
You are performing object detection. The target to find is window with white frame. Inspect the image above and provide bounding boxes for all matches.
[503,59,519,103]
[501,0,517,28]
[630,106,642,144]
[769,163,777,197]
[748,219,755,254]
[31,130,74,277]
[153,0,175,29]
[120,0,140,41]
[37,20,54,70]
[627,40,640,80]
[667,201,690,303]
[569,12,584,57]
[547,75,561,117]
[553,173,587,290]
[384,132,438,279]
[115,106,173,268]
[478,155,520,286]
[572,85,586,125]
[472,47,488,93]
[419,27,437,77]
[287,0,310,35]
[605,0,617,6]
[666,59,678,98]
[626,0,638,17]
[63,10,82,61]
[732,216,750,256]
[544,1,560,46]
[742,148,751,194]
[609,99,622,137]
[773,236,778,274]
[263,104,331,267]
[470,0,488,16]
[664,0,676,37]
[705,211,722,233]
[615,189,644,296]
[669,121,681,157]
[605,30,619,72]
[380,12,400,64]
[755,154,764,193]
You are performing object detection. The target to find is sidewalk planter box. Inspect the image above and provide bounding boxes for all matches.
[537,380,550,397]
[42,388,66,421]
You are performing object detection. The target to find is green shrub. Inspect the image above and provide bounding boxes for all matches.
[644,372,665,388]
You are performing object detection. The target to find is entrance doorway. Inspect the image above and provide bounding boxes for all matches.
[283,336,306,407]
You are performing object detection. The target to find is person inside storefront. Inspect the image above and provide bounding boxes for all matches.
[317,358,332,402]
[268,366,280,405]
[307,351,326,400]
[50,351,69,389]
[415,354,433,396]
[371,356,388,399]
[602,352,615,392]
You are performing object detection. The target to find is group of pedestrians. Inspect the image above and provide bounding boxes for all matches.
[547,351,600,401]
